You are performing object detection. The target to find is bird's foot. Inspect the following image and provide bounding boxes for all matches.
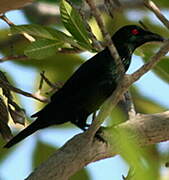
[94,127,107,143]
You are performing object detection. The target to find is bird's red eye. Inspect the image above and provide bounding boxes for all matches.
[131,29,139,35]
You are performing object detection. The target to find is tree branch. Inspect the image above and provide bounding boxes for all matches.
[0,55,27,62]
[26,31,169,180]
[85,39,169,139]
[144,0,169,29]
[0,75,49,103]
[26,111,169,180]
[0,0,33,13]
[85,0,125,75]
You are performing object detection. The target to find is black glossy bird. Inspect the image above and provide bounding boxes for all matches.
[4,25,164,148]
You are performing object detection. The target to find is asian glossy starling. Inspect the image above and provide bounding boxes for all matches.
[4,25,164,148]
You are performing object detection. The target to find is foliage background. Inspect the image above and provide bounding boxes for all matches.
[0,0,169,179]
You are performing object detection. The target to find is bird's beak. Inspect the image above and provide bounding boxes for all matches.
[144,31,165,43]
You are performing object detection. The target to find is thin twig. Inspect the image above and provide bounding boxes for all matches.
[0,49,83,63]
[0,13,35,42]
[138,20,149,30]
[104,0,122,19]
[65,0,102,51]
[0,49,82,63]
[0,55,27,63]
[85,0,169,138]
[0,77,49,103]
[78,3,103,51]
[144,0,169,30]
[38,71,45,91]
[112,0,121,7]
[130,40,169,83]
[0,13,14,26]
[40,72,58,89]
[104,0,115,19]
[85,0,125,76]
[58,48,83,54]
[22,1,144,25]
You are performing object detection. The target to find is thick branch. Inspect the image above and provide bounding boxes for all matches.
[26,111,169,180]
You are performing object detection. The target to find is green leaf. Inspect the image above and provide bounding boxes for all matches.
[45,27,83,49]
[111,127,157,180]
[134,48,145,58]
[32,140,57,168]
[152,57,169,83]
[60,0,92,50]
[11,25,84,50]
[131,86,166,114]
[11,24,55,40]
[140,44,169,84]
[24,39,63,59]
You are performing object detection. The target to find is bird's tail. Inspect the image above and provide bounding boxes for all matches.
[4,119,44,148]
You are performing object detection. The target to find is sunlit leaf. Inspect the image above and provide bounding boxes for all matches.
[11,25,55,40]
[131,86,166,114]
[0,96,13,141]
[45,27,84,49]
[152,57,169,83]
[8,104,25,125]
[109,127,158,180]
[11,24,84,52]
[134,48,145,57]
[137,43,169,84]
[60,0,92,50]
[25,39,63,59]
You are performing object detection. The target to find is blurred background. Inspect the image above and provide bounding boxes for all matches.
[0,0,169,179]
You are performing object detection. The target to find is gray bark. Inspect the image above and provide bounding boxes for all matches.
[26,111,169,180]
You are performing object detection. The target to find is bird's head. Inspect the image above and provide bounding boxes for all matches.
[112,25,164,55]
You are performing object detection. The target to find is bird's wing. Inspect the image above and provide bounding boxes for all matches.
[32,49,116,117]
[51,50,108,101]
